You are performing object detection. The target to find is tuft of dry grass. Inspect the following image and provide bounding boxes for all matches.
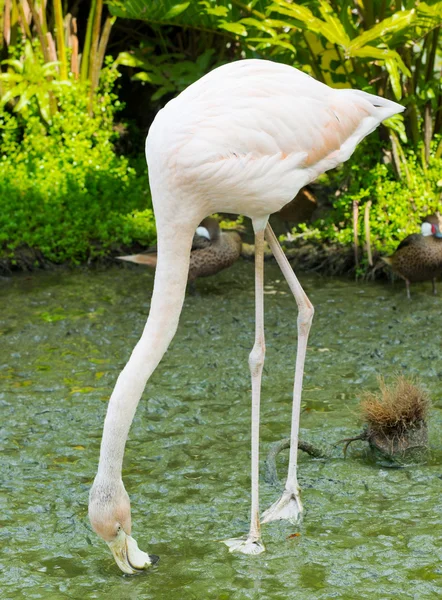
[360,375,430,436]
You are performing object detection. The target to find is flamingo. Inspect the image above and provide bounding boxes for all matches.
[88,59,403,573]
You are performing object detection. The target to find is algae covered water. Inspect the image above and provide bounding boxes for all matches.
[1,262,441,599]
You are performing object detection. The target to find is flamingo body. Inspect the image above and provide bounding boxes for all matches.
[147,60,402,223]
[89,59,404,573]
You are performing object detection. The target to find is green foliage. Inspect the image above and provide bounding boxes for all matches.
[291,138,442,259]
[109,0,442,152]
[0,68,155,266]
[115,47,220,101]
[0,41,62,122]
[122,209,156,245]
[0,1,440,271]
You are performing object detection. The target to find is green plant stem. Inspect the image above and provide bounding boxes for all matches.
[389,130,402,180]
[28,0,50,63]
[424,26,439,84]
[424,103,432,166]
[36,0,47,35]
[88,0,104,113]
[379,0,387,22]
[80,0,96,82]
[353,200,359,269]
[70,16,79,78]
[434,87,442,136]
[9,0,18,46]
[17,0,32,39]
[90,15,114,97]
[3,0,11,45]
[53,0,67,79]
[363,0,374,28]
[334,44,354,86]
[231,0,266,20]
[408,103,420,148]
[89,0,103,74]
[392,131,412,187]
[302,32,326,83]
[402,46,419,148]
[364,200,372,267]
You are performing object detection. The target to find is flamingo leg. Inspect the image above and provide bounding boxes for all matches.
[261,224,314,524]
[223,227,266,555]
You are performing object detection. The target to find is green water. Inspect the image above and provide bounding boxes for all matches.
[1,262,441,599]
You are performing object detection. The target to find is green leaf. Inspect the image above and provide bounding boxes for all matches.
[385,58,402,100]
[151,84,175,101]
[348,10,415,51]
[1,81,28,106]
[269,0,350,47]
[248,37,296,53]
[204,6,229,17]
[195,49,215,71]
[349,46,411,77]
[1,59,24,73]
[269,1,320,28]
[317,0,351,48]
[36,89,52,123]
[240,17,277,37]
[163,2,190,20]
[0,73,23,83]
[42,62,61,77]
[15,85,38,112]
[131,72,166,85]
[115,52,148,68]
[384,114,407,144]
[263,18,294,29]
[218,21,248,36]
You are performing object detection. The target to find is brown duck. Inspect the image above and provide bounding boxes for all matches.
[118,217,242,284]
[383,214,442,298]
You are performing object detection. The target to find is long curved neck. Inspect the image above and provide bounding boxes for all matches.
[96,222,196,481]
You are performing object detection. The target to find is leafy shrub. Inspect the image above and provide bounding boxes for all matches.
[0,68,155,267]
[291,137,442,260]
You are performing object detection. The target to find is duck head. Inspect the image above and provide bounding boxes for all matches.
[422,213,442,237]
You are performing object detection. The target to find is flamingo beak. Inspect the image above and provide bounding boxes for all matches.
[107,529,158,575]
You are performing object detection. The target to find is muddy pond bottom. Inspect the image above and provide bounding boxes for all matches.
[1,262,441,599]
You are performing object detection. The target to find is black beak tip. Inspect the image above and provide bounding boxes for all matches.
[149,554,160,566]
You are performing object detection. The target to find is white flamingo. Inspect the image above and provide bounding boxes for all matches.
[88,59,403,573]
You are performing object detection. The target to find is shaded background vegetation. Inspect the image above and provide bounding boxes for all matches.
[0,0,441,271]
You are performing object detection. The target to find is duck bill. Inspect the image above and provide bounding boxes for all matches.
[107,530,155,575]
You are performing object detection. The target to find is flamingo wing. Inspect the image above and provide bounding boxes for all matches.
[147,60,403,218]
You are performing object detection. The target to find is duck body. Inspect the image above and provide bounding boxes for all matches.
[384,216,442,297]
[188,229,242,282]
[118,217,242,283]
[387,234,442,282]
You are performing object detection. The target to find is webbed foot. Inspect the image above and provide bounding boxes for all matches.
[261,488,303,524]
[222,535,265,555]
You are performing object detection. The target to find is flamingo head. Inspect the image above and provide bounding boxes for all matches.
[88,478,158,574]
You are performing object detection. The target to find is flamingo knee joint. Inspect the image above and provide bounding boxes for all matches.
[248,342,266,374]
